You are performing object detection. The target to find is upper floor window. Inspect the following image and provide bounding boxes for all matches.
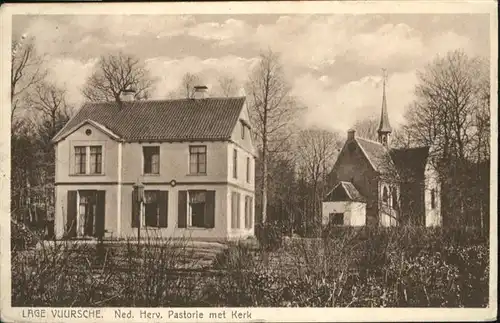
[233,149,238,179]
[143,146,160,174]
[241,123,245,139]
[246,157,250,183]
[189,146,206,175]
[90,146,102,174]
[74,145,103,175]
[431,188,436,209]
[74,146,86,174]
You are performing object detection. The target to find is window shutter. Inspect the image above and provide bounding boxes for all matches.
[95,191,106,237]
[158,191,168,228]
[66,191,77,238]
[131,190,139,228]
[178,191,187,228]
[204,191,215,228]
[231,192,237,229]
[236,193,241,228]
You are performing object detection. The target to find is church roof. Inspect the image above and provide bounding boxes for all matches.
[355,137,396,173]
[390,146,430,181]
[378,75,392,133]
[325,181,366,202]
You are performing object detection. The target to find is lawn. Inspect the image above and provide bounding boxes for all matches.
[11,226,489,307]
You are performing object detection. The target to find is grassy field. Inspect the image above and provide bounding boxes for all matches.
[11,225,489,307]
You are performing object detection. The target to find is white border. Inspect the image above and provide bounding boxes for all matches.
[0,1,497,322]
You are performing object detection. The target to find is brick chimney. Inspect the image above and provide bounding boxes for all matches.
[193,85,208,99]
[121,89,136,102]
[347,128,356,141]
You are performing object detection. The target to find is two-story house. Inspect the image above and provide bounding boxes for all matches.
[51,89,256,240]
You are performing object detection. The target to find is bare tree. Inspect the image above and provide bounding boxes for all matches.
[82,52,155,103]
[11,36,47,121]
[352,116,378,141]
[217,75,239,97]
[180,73,200,99]
[295,128,342,233]
[28,81,70,134]
[247,49,299,224]
[402,50,489,228]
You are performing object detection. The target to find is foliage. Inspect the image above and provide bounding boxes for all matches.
[12,227,489,307]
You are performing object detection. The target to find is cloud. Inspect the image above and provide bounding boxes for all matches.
[295,71,417,132]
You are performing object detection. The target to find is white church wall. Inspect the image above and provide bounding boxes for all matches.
[424,161,442,227]
[322,201,366,226]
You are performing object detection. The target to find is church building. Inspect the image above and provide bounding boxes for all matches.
[322,74,442,227]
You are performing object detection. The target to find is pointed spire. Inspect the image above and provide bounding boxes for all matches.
[378,68,392,133]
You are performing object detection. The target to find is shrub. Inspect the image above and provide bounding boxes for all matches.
[255,221,283,251]
[11,219,41,251]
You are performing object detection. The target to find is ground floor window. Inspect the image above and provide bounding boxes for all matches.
[231,192,241,229]
[144,191,160,227]
[189,190,206,228]
[329,213,344,226]
[244,196,253,229]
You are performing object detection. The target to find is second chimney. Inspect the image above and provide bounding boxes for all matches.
[193,85,208,99]
[347,128,356,140]
[121,89,136,102]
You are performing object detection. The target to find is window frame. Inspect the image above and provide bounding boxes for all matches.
[188,190,207,228]
[329,213,344,226]
[74,146,87,175]
[430,188,436,209]
[189,145,207,175]
[241,122,245,139]
[143,146,160,175]
[143,190,161,228]
[246,157,250,183]
[89,145,103,174]
[233,148,238,179]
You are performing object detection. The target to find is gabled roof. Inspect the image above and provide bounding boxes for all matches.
[325,181,366,202]
[52,97,246,143]
[389,146,430,181]
[355,137,396,174]
[53,119,122,143]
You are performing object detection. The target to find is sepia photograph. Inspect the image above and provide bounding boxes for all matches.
[0,1,497,322]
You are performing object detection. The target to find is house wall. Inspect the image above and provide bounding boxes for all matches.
[321,201,366,226]
[331,138,379,226]
[55,118,255,240]
[121,141,228,184]
[424,161,442,227]
[54,184,119,239]
[55,123,119,183]
[119,183,231,240]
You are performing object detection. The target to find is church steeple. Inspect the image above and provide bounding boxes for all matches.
[378,68,392,147]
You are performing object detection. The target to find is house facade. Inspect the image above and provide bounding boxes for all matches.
[52,92,255,240]
[323,77,442,227]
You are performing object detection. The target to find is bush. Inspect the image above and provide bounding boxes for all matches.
[11,219,41,251]
[255,221,283,252]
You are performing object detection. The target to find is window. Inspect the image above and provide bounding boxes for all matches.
[391,188,398,209]
[241,123,245,139]
[329,213,344,226]
[74,146,87,174]
[90,146,102,174]
[231,192,241,229]
[382,186,389,204]
[233,149,238,179]
[244,196,253,229]
[189,191,206,228]
[144,191,160,227]
[431,189,436,209]
[143,146,160,174]
[246,157,250,183]
[189,146,206,175]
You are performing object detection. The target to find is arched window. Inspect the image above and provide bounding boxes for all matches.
[431,189,436,209]
[382,186,389,204]
[391,188,398,209]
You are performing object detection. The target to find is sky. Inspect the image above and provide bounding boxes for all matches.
[12,14,490,133]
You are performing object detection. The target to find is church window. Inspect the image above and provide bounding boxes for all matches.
[382,186,389,204]
[391,188,398,209]
[431,189,436,209]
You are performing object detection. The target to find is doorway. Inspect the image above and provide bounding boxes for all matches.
[77,190,105,238]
